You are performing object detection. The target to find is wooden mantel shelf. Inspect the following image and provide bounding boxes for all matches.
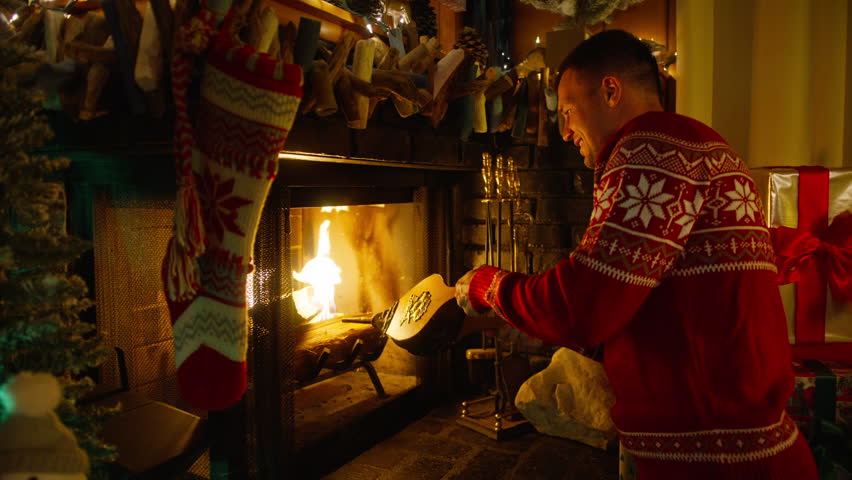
[267,0,370,42]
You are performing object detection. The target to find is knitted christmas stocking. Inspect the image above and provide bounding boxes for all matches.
[163,11,302,410]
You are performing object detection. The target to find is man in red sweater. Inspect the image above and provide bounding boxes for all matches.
[456,30,818,479]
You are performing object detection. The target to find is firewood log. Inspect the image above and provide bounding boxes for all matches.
[291,323,384,383]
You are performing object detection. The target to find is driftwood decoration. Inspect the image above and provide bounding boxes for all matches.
[349,38,376,129]
[473,67,497,133]
[398,37,439,75]
[64,14,116,121]
[279,22,297,64]
[427,47,468,127]
[335,66,360,125]
[327,31,356,84]
[148,0,174,62]
[293,16,320,71]
[10,9,45,45]
[537,68,550,147]
[309,59,337,116]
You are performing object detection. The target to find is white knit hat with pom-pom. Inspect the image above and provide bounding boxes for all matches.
[0,371,90,475]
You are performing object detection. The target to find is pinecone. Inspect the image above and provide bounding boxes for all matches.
[410,0,437,38]
[454,27,489,66]
[347,0,384,19]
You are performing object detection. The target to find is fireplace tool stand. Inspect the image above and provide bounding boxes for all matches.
[457,153,533,441]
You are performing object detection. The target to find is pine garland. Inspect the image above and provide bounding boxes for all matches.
[520,0,645,28]
[0,1,115,477]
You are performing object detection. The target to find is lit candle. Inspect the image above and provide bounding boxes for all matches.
[535,36,540,46]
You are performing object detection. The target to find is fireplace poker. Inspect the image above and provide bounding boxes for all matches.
[495,154,505,269]
[481,153,494,266]
[506,156,518,271]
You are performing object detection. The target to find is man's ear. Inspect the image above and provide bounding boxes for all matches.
[601,76,621,107]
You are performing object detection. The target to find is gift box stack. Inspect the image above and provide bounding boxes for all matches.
[753,166,852,478]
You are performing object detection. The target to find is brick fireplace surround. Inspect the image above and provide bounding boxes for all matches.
[58,98,601,479]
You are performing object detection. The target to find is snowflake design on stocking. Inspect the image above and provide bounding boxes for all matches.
[619,174,674,228]
[199,168,253,242]
[723,179,759,222]
[592,178,618,222]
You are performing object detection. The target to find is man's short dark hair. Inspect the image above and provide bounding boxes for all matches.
[557,29,662,103]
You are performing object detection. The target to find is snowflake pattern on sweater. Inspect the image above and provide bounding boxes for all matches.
[571,129,776,288]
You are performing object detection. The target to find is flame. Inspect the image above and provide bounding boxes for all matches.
[293,220,342,323]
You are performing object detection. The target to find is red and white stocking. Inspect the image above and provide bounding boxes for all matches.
[163,13,302,410]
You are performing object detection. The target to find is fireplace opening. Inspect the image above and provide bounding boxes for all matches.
[249,202,428,454]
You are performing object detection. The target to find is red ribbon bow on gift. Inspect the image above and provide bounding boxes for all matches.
[773,212,852,301]
[770,167,852,344]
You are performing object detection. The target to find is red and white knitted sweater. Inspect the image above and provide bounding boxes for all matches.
[466,112,817,479]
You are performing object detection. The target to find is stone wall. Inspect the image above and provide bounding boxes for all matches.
[460,134,593,276]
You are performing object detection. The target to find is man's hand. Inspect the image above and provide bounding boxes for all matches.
[455,267,485,317]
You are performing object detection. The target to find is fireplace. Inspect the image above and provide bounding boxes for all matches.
[70,145,471,478]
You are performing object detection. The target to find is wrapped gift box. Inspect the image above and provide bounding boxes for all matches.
[752,167,852,346]
[786,359,852,431]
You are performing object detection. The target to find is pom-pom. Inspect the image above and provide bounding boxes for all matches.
[0,371,62,417]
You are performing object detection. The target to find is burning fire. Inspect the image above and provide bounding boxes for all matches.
[293,219,343,323]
